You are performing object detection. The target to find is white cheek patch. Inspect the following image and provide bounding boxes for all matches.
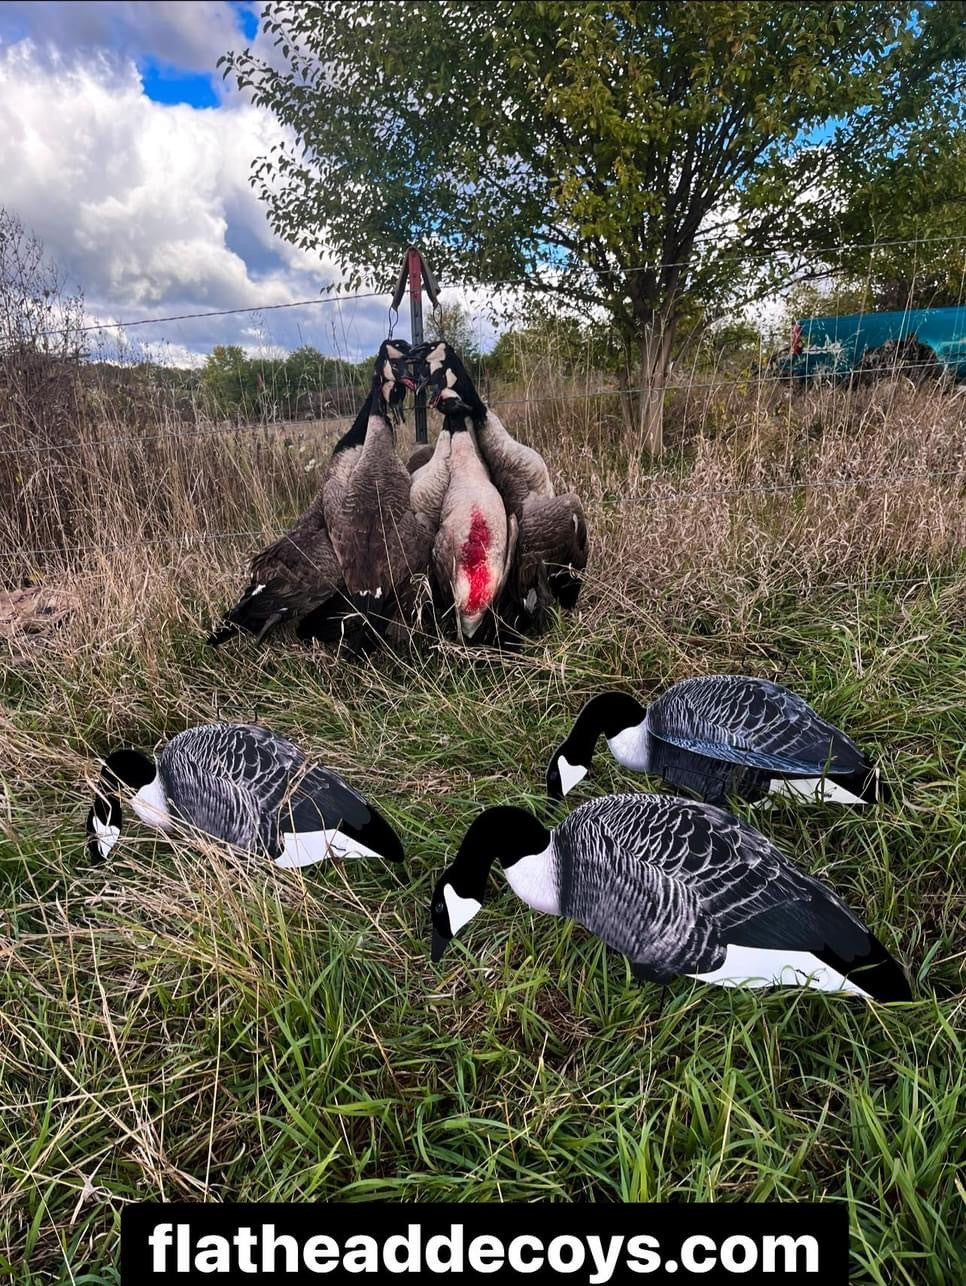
[427,344,445,372]
[445,368,457,387]
[92,815,120,856]
[556,755,588,796]
[443,883,482,935]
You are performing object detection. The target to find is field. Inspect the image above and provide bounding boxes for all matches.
[0,371,964,1283]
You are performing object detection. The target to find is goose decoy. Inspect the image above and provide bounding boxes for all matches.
[430,415,518,639]
[206,341,413,647]
[429,794,910,1002]
[86,722,404,867]
[546,677,883,807]
[322,339,431,633]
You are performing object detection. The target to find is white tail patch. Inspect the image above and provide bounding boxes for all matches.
[557,755,588,796]
[443,883,482,934]
[690,945,869,996]
[769,776,866,805]
[275,827,382,868]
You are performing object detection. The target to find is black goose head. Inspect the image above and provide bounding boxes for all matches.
[546,691,647,800]
[410,341,485,419]
[429,805,551,961]
[373,337,413,419]
[85,748,156,861]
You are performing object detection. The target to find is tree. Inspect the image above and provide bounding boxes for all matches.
[0,208,87,441]
[224,2,965,453]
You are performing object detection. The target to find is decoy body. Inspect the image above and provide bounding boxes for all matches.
[86,722,403,868]
[429,794,910,1002]
[207,340,414,646]
[547,677,882,807]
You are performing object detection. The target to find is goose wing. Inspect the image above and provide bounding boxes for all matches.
[558,794,884,984]
[280,764,402,862]
[160,724,303,853]
[648,676,868,775]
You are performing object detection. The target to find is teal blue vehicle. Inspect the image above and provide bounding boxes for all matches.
[775,305,966,382]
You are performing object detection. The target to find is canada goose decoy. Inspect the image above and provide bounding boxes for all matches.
[418,340,553,516]
[86,722,404,868]
[429,794,911,1002]
[431,415,518,639]
[546,677,883,807]
[322,340,431,633]
[207,341,412,647]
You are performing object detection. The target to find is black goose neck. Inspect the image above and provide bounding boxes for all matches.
[575,691,648,744]
[452,805,551,897]
[333,389,376,454]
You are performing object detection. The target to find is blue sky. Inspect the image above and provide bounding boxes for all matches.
[0,1,483,365]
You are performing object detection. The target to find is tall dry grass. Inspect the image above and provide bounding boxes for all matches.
[0,358,964,1280]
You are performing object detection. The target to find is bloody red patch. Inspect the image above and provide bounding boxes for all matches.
[459,510,493,613]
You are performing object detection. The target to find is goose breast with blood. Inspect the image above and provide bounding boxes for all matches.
[431,416,517,639]
[419,341,553,516]
[322,340,431,628]
[85,722,403,868]
[547,675,882,806]
[429,794,910,1003]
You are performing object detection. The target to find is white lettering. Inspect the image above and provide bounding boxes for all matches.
[547,1235,586,1273]
[147,1224,172,1273]
[467,1234,504,1273]
[507,1235,544,1273]
[587,1235,625,1284]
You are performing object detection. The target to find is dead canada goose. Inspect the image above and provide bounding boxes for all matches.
[406,443,435,473]
[419,340,553,516]
[322,339,431,633]
[501,492,590,633]
[206,341,411,647]
[431,415,517,639]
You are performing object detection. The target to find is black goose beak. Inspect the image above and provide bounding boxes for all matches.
[431,929,449,963]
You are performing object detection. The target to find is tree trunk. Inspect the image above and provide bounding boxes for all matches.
[618,315,676,458]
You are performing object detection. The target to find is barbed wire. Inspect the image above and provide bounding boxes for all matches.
[31,231,966,339]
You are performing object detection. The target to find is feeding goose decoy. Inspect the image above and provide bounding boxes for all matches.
[546,676,883,807]
[86,722,404,868]
[322,339,431,635]
[206,341,413,647]
[429,794,911,1002]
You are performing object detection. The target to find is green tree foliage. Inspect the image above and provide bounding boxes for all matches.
[223,1,964,452]
[199,343,365,421]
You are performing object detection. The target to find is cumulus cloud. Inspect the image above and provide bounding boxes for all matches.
[0,35,399,361]
[0,1,249,74]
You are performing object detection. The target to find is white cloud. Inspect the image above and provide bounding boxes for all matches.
[0,36,397,361]
[0,1,249,73]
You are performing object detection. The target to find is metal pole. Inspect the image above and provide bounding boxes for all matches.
[407,246,427,444]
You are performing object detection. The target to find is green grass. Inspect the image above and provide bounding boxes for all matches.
[0,571,963,1283]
